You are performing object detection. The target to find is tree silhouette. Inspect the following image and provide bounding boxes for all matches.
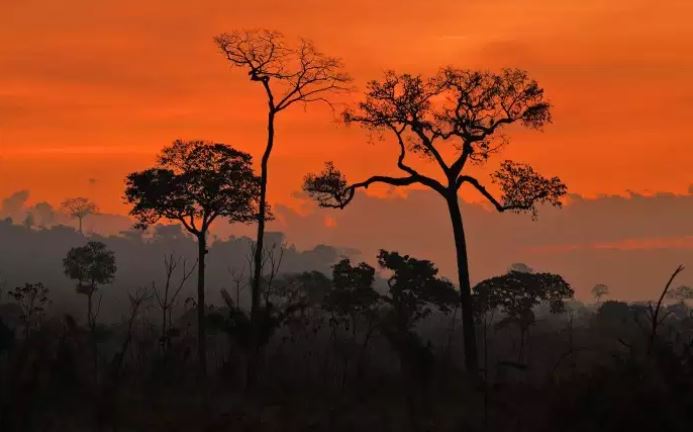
[267,270,331,331]
[647,265,685,354]
[304,68,567,372]
[154,254,196,352]
[7,282,49,338]
[324,258,380,383]
[214,271,331,361]
[592,283,609,303]
[378,250,458,332]
[214,30,350,366]
[325,258,379,327]
[63,240,116,380]
[61,197,98,234]
[124,139,261,378]
[63,241,116,332]
[473,268,573,362]
[377,250,457,417]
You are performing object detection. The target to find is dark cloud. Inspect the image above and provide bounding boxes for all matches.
[269,190,693,301]
[0,190,29,220]
[30,201,56,227]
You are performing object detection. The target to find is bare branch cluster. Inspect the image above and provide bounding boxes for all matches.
[215,30,351,112]
[61,197,98,219]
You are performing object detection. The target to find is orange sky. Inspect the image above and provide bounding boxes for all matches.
[1,0,692,214]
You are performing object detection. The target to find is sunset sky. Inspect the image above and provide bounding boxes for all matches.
[1,0,692,299]
[2,0,692,213]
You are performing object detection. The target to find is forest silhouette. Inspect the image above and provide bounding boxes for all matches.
[0,28,692,432]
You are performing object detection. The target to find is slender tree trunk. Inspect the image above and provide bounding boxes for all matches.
[161,305,168,352]
[87,292,93,331]
[87,289,99,384]
[356,324,375,380]
[445,193,479,373]
[78,217,83,235]
[196,233,208,379]
[248,109,275,387]
[251,110,274,320]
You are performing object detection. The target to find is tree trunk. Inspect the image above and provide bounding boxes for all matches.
[161,305,168,352]
[445,194,479,373]
[196,233,208,379]
[87,292,93,331]
[251,110,274,320]
[248,109,275,387]
[86,290,99,384]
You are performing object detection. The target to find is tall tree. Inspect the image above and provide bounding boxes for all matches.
[124,139,260,378]
[214,30,350,353]
[61,197,98,234]
[304,68,567,372]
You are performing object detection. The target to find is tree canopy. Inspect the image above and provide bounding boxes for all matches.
[378,250,458,329]
[124,139,261,235]
[304,68,566,216]
[325,258,379,319]
[473,269,574,328]
[61,197,98,233]
[63,241,116,295]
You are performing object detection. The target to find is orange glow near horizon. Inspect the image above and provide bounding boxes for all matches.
[1,0,692,214]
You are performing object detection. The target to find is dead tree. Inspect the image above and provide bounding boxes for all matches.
[154,254,196,352]
[61,197,98,234]
[7,282,50,339]
[100,286,152,432]
[228,266,247,308]
[215,30,350,369]
[259,241,286,305]
[111,286,152,380]
[647,265,685,354]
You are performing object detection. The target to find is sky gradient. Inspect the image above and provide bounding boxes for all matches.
[2,0,692,213]
[1,0,692,299]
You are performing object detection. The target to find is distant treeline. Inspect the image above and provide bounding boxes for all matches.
[0,218,348,322]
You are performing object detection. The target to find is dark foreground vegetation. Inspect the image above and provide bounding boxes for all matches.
[0,226,691,431]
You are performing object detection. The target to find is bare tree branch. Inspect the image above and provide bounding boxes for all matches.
[648,265,685,353]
